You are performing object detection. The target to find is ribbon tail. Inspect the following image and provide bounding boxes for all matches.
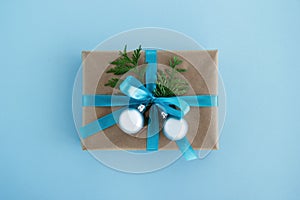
[175,137,198,161]
[147,106,159,151]
[80,108,125,139]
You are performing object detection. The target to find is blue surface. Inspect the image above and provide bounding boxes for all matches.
[1,0,300,199]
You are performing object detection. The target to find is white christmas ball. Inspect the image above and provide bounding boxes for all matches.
[119,109,144,135]
[163,118,188,141]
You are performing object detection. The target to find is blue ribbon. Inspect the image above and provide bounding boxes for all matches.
[80,49,218,161]
[82,94,218,107]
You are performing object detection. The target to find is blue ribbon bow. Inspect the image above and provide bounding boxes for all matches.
[80,50,218,161]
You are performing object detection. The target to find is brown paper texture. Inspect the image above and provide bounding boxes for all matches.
[81,50,218,150]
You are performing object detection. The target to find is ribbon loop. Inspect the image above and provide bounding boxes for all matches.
[154,97,190,118]
[120,76,152,100]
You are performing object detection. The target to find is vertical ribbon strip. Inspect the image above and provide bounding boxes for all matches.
[145,50,159,151]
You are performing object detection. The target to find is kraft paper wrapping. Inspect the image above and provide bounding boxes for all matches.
[81,50,218,150]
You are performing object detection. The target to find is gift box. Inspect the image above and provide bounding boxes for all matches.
[80,49,218,153]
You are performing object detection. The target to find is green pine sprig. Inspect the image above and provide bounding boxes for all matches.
[153,69,189,97]
[169,56,187,72]
[105,45,142,86]
[106,45,142,75]
[104,78,120,87]
[153,56,188,97]
[175,68,187,72]
[105,46,189,97]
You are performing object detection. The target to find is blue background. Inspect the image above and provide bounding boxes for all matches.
[1,0,299,199]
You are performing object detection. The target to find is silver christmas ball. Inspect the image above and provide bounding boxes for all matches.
[163,118,188,141]
[119,108,144,135]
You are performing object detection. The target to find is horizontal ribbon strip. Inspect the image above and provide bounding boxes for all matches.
[82,94,218,107]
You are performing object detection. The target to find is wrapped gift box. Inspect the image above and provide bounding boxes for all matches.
[81,50,218,150]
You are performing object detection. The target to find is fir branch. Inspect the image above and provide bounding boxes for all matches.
[106,65,135,75]
[154,56,189,97]
[154,68,189,97]
[168,56,186,72]
[105,45,142,87]
[169,56,183,68]
[105,47,189,97]
[132,45,142,66]
[106,45,142,75]
[175,68,187,72]
[104,78,120,87]
[153,84,175,97]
